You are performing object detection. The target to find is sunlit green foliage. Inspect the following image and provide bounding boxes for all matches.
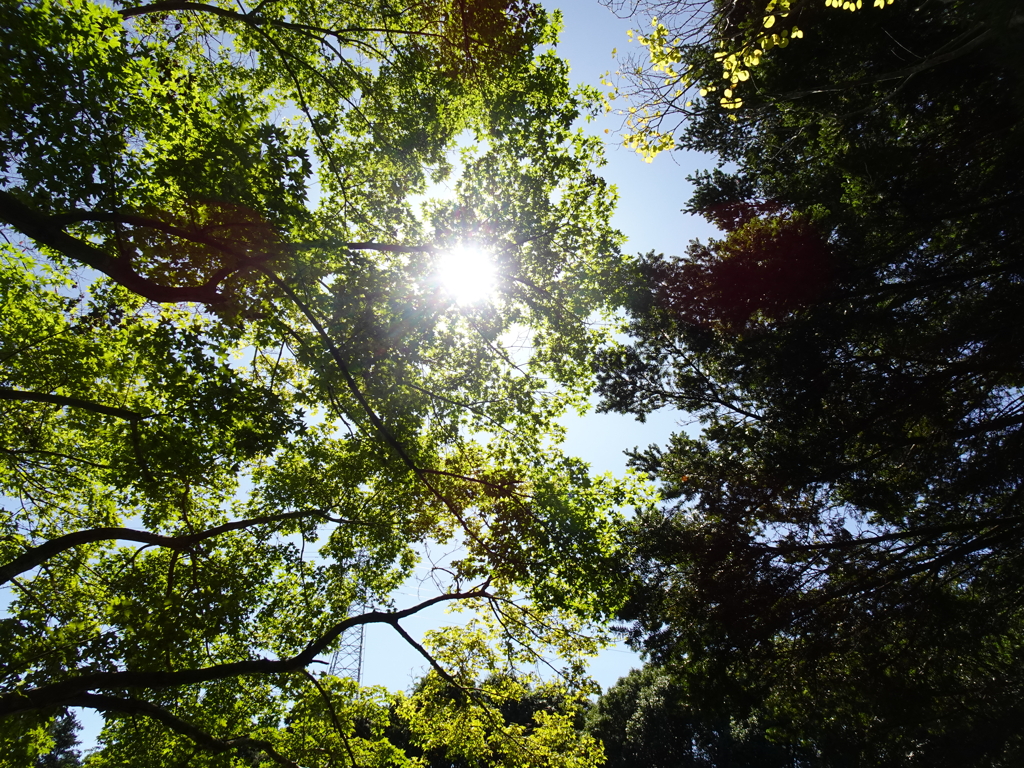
[0,0,649,763]
[396,670,601,768]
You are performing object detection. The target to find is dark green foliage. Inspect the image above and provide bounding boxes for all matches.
[599,0,1024,763]
[586,666,819,768]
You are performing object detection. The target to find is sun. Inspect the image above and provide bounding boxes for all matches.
[437,244,497,305]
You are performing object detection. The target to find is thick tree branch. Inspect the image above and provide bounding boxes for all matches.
[0,387,163,481]
[0,191,227,304]
[0,446,113,470]
[340,242,437,253]
[117,1,444,42]
[0,509,320,585]
[0,386,147,421]
[953,413,1024,439]
[45,210,267,298]
[0,587,491,717]
[876,413,1024,447]
[50,210,257,262]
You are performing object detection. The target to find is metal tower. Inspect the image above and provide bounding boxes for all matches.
[328,550,369,683]
[328,611,365,682]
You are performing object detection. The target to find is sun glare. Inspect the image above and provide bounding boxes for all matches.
[437,245,497,305]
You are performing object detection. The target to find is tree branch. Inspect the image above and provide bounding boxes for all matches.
[0,509,321,584]
[769,516,1024,555]
[771,17,1023,103]
[49,211,258,266]
[0,191,227,304]
[388,619,465,692]
[117,1,444,42]
[0,386,147,422]
[288,240,437,254]
[300,670,359,766]
[262,270,497,559]
[0,587,491,717]
[0,446,113,470]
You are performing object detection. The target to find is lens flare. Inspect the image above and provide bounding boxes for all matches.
[437,245,496,305]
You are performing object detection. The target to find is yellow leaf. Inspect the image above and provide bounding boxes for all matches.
[764,15,776,28]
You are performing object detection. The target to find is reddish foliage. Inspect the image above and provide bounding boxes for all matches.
[650,215,835,332]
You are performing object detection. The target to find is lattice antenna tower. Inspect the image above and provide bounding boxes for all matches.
[328,551,368,683]
[328,617,365,682]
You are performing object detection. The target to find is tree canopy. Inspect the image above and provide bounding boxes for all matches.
[0,0,648,764]
[598,0,1024,763]
[389,672,601,768]
[584,665,820,768]
[9,0,1024,763]
[602,0,1021,158]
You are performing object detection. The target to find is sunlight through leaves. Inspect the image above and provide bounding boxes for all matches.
[437,244,497,305]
